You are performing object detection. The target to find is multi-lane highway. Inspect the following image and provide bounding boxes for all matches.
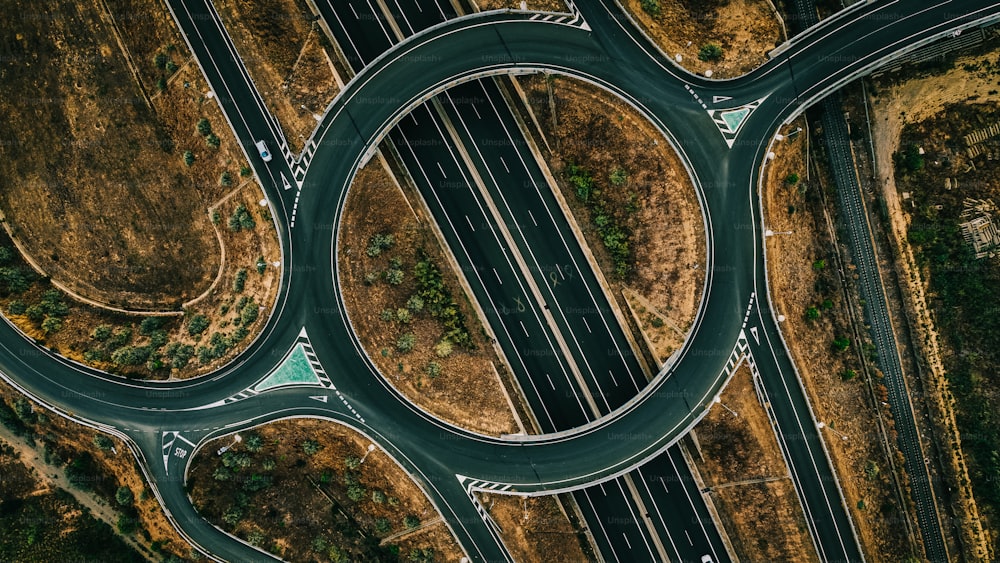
[0,0,997,561]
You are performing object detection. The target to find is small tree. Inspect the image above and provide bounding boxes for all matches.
[240,166,252,177]
[833,336,851,352]
[640,0,660,16]
[187,314,210,336]
[395,308,411,324]
[206,134,220,149]
[385,268,404,285]
[434,339,453,358]
[698,44,723,62]
[426,362,441,378]
[41,316,62,335]
[375,517,391,534]
[406,295,424,312]
[812,259,826,270]
[785,173,799,185]
[302,439,321,456]
[344,456,361,470]
[219,171,233,187]
[154,53,169,70]
[841,369,858,381]
[183,151,195,166]
[117,514,137,535]
[397,333,416,353]
[115,486,134,506]
[256,256,267,274]
[805,306,820,320]
[233,268,248,292]
[196,118,212,136]
[244,433,263,453]
[93,434,114,451]
[403,515,420,529]
[609,167,627,187]
[139,317,161,336]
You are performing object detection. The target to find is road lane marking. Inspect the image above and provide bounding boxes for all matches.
[436,161,446,177]
[582,316,592,333]
[546,373,555,390]
[465,215,475,232]
[528,209,537,226]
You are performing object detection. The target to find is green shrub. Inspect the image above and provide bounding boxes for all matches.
[785,173,800,185]
[366,233,394,257]
[7,300,26,315]
[116,486,134,506]
[183,151,195,166]
[196,118,212,136]
[187,314,210,336]
[233,268,248,292]
[206,134,220,149]
[396,333,416,353]
[219,171,233,187]
[640,0,660,16]
[698,44,723,62]
[302,439,321,456]
[93,434,114,450]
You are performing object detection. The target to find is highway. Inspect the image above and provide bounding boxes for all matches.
[0,0,996,560]
[324,2,727,560]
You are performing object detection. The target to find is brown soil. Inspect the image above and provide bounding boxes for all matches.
[0,0,281,380]
[620,0,783,78]
[0,0,246,308]
[692,363,818,562]
[475,493,589,563]
[0,380,192,560]
[211,0,341,154]
[869,54,1000,558]
[517,75,705,366]
[763,117,912,560]
[338,159,519,436]
[188,418,464,562]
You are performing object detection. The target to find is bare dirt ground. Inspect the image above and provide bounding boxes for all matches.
[868,50,1000,558]
[211,0,342,154]
[763,117,913,560]
[338,159,519,436]
[620,0,783,78]
[0,0,281,380]
[188,418,464,562]
[0,0,239,308]
[691,363,818,562]
[0,380,192,560]
[516,75,705,366]
[475,493,589,563]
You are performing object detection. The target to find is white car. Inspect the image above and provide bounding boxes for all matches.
[255,140,272,162]
[701,556,713,563]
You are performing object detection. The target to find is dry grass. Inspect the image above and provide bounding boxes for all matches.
[517,75,705,365]
[693,363,818,562]
[211,0,341,153]
[475,493,588,563]
[188,418,465,562]
[763,118,912,560]
[620,0,782,78]
[0,0,280,379]
[338,160,519,436]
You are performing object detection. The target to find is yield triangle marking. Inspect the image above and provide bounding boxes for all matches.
[281,173,292,191]
[713,95,733,103]
[750,326,760,345]
[309,395,328,403]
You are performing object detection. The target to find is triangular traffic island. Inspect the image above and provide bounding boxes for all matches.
[708,96,767,148]
[254,343,321,392]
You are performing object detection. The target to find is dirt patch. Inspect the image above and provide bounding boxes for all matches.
[338,159,518,436]
[211,0,342,154]
[188,418,464,562]
[763,117,914,560]
[691,363,818,562]
[475,493,589,563]
[0,0,281,379]
[620,0,783,78]
[0,0,251,308]
[0,380,192,560]
[515,75,705,366]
